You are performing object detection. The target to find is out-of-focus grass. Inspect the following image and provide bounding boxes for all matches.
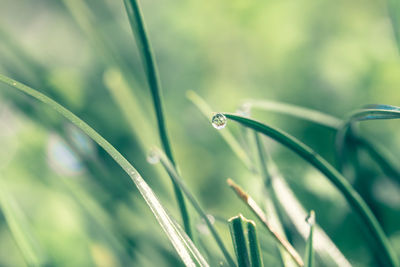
[0,0,399,266]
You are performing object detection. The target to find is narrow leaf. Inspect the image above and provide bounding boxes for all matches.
[247,220,264,267]
[229,215,250,267]
[122,0,191,237]
[151,148,236,267]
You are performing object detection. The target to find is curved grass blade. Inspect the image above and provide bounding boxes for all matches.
[150,148,236,267]
[227,179,304,267]
[188,92,350,266]
[0,176,46,266]
[247,220,264,267]
[229,215,250,267]
[244,100,400,183]
[304,211,315,267]
[0,74,205,267]
[221,112,398,267]
[336,106,400,172]
[122,0,191,238]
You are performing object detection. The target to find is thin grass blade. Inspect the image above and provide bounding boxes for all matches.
[227,179,304,267]
[229,215,250,267]
[151,148,236,267]
[246,220,264,267]
[0,74,205,266]
[242,100,400,183]
[122,0,191,237]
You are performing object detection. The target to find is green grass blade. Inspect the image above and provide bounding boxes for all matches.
[151,148,236,267]
[336,106,400,172]
[245,99,400,184]
[187,91,253,170]
[0,74,204,267]
[246,220,264,267]
[229,215,250,267]
[221,112,398,267]
[122,0,191,238]
[304,211,315,267]
[188,92,350,266]
[0,177,45,266]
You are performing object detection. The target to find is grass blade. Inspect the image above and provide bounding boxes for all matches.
[243,99,400,183]
[123,0,191,237]
[246,220,264,267]
[336,105,400,172]
[229,215,250,267]
[221,112,398,267]
[0,74,205,266]
[0,177,46,266]
[150,148,236,267]
[304,211,315,267]
[227,179,304,267]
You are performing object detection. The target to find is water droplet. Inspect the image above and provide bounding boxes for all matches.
[12,82,16,86]
[305,211,315,226]
[211,113,227,129]
[147,149,160,164]
[237,103,251,117]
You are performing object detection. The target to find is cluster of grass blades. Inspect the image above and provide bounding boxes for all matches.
[1,0,399,266]
[0,74,207,266]
[188,91,351,267]
[218,112,398,267]
[229,214,264,267]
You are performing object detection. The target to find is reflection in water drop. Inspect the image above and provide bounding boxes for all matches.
[147,149,160,165]
[211,113,227,129]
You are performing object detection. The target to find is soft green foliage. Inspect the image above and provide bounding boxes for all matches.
[1,0,400,266]
[247,221,263,267]
[0,74,206,266]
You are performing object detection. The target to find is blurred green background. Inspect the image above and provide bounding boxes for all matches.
[0,0,399,266]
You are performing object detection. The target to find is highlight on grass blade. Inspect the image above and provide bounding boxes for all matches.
[247,220,264,267]
[221,112,398,267]
[229,214,251,267]
[305,211,315,267]
[122,0,192,238]
[148,147,236,267]
[0,74,206,267]
[227,179,304,267]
